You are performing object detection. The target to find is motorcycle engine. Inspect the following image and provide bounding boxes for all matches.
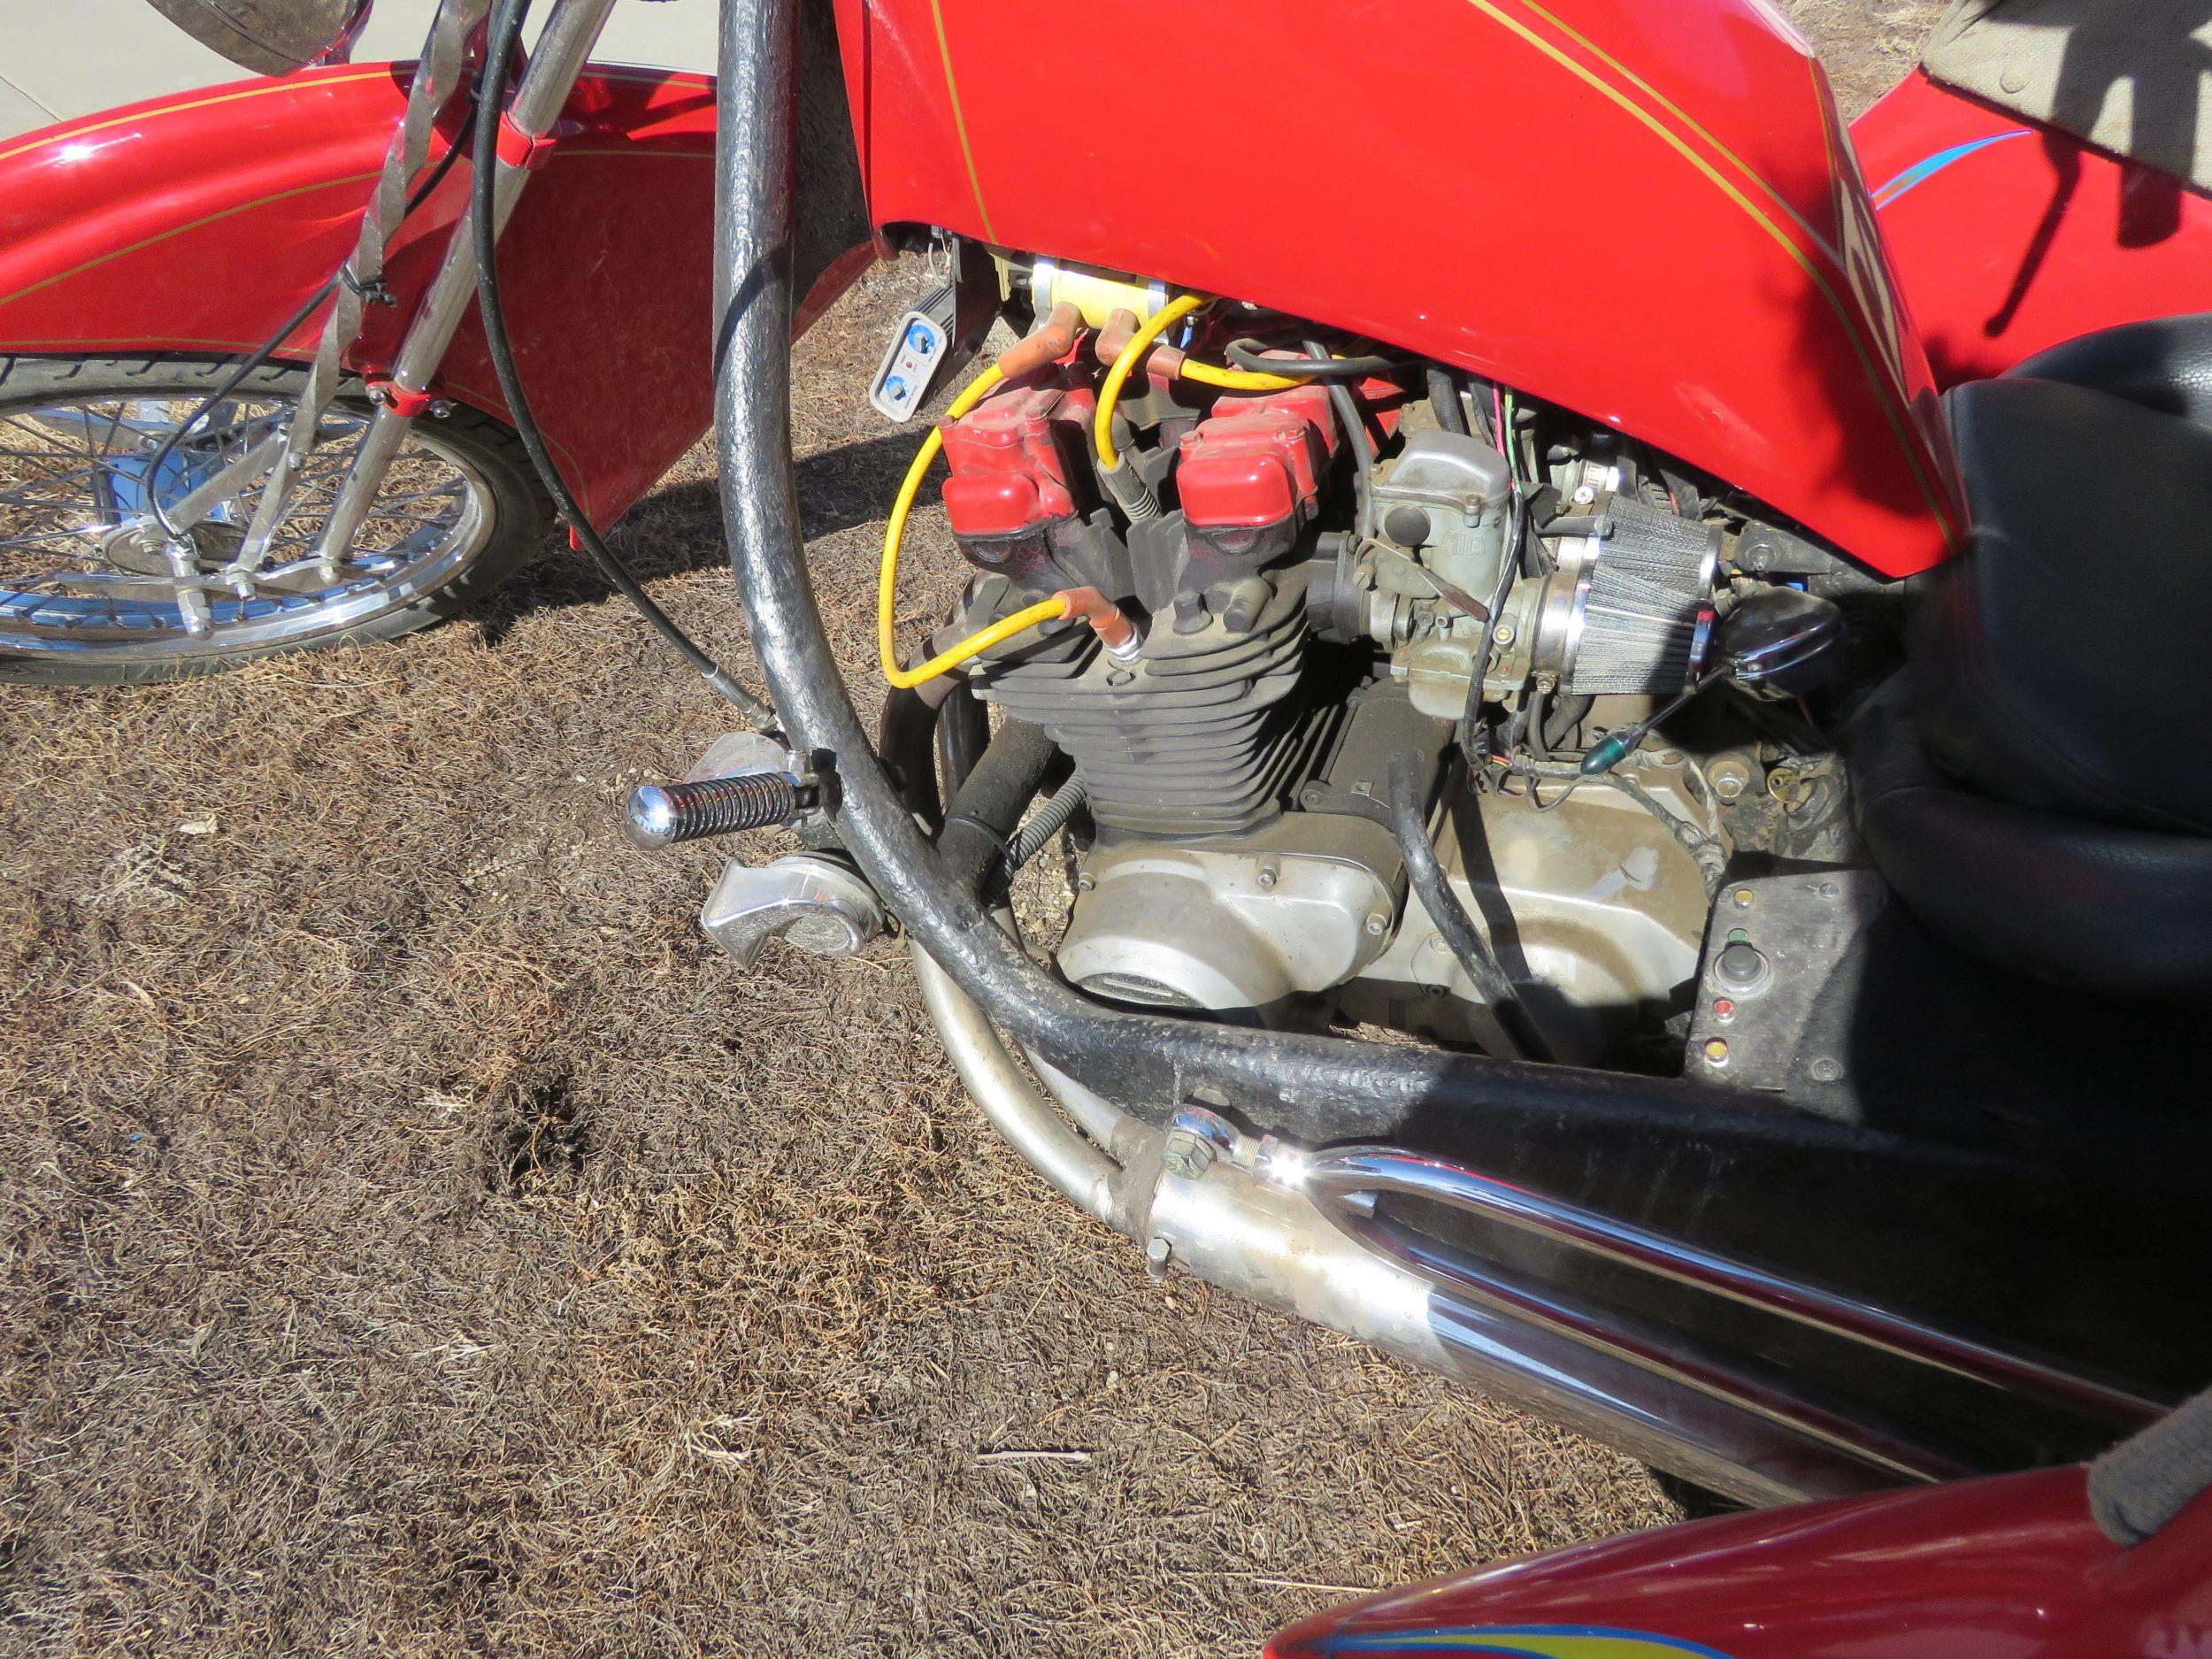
[931,272,1731,1059]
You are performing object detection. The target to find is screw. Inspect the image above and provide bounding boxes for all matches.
[1364,914,1389,937]
[1144,1236,1172,1278]
[1424,983,1449,998]
[1076,872,1096,893]
[1160,1127,1217,1180]
[1572,483,1597,505]
[1491,623,1515,646]
[1809,1057,1844,1083]
[1256,864,1279,889]
[1817,880,1840,899]
[428,398,454,419]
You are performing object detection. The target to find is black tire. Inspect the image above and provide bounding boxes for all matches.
[0,355,551,686]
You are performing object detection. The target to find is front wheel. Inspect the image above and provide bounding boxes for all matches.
[0,356,549,684]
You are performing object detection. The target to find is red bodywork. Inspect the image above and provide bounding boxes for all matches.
[1855,67,2212,388]
[0,63,726,526]
[833,0,1965,577]
[6,7,2209,578]
[1270,1467,2212,1658]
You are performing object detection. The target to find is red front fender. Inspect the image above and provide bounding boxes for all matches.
[0,60,854,526]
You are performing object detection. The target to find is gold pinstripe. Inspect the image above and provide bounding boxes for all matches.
[1517,0,1844,269]
[1463,0,1958,545]
[924,0,997,243]
[0,172,382,313]
[0,67,394,169]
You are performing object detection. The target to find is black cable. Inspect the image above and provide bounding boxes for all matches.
[473,0,775,727]
[1455,490,1525,760]
[147,128,475,538]
[1227,336,1401,380]
[1385,751,1550,1063]
[1306,336,1373,537]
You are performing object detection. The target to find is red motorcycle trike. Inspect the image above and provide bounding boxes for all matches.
[4,0,2208,1636]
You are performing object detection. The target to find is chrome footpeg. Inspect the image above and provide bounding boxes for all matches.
[700,851,885,969]
[624,731,821,849]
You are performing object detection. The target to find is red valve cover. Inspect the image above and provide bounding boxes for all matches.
[939,378,1095,542]
[1176,383,1336,531]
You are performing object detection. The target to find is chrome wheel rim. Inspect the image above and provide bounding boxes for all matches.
[0,388,494,661]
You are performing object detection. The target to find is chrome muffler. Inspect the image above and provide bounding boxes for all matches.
[912,946,2164,1510]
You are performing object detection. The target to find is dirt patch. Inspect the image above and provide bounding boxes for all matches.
[0,13,1934,1657]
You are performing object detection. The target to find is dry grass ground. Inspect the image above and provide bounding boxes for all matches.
[0,12,1934,1655]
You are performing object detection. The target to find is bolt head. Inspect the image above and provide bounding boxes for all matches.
[1256,867,1278,889]
[1364,914,1389,937]
[1076,872,1096,892]
[1161,1128,1217,1180]
[1810,1056,1844,1083]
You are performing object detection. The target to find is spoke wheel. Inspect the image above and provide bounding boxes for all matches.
[0,357,549,683]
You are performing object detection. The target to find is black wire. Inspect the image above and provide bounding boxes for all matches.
[147,129,475,539]
[472,0,774,727]
[1306,336,1374,537]
[1227,337,1400,380]
[1455,490,1525,760]
[1385,750,1550,1064]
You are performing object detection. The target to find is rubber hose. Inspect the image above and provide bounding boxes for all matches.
[1310,337,1374,536]
[1386,750,1548,1063]
[1545,693,1596,752]
[878,684,947,832]
[1427,365,1468,434]
[936,718,1057,895]
[1227,337,1400,380]
[937,679,991,802]
[473,0,775,728]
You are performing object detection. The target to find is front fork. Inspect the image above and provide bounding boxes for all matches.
[211,0,617,580]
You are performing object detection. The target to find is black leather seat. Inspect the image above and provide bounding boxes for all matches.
[1855,314,2212,1000]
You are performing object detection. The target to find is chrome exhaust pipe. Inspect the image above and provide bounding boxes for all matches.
[915,946,1956,1509]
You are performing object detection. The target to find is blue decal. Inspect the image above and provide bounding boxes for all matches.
[1871,129,2033,210]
